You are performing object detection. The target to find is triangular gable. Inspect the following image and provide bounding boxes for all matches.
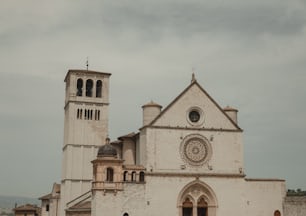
[148,80,241,130]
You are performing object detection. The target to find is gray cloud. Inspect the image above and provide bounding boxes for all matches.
[0,0,306,197]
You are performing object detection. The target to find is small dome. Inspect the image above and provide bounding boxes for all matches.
[142,100,162,109]
[223,106,238,112]
[97,138,117,157]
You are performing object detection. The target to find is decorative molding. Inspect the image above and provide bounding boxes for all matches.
[62,144,100,151]
[61,179,92,183]
[64,70,111,82]
[64,101,109,109]
[141,125,242,132]
[146,172,245,178]
[245,178,285,182]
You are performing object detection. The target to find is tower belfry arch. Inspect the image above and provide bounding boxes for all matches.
[177,180,218,216]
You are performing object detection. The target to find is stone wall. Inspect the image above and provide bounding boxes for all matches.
[284,196,306,216]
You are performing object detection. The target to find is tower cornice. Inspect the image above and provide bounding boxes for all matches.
[64,69,111,82]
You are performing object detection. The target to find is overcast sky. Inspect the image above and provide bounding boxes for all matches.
[0,0,306,198]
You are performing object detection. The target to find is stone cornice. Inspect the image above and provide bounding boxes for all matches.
[140,125,243,132]
[62,144,100,151]
[61,179,92,183]
[146,172,245,178]
[64,69,111,82]
[64,101,109,109]
[92,158,124,164]
[245,178,285,182]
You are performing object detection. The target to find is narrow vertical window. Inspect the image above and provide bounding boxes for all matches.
[98,110,100,120]
[106,167,114,182]
[85,109,88,120]
[90,110,93,120]
[123,171,128,181]
[86,79,93,97]
[77,79,83,96]
[131,171,136,181]
[95,110,97,120]
[96,80,102,98]
[139,171,145,182]
[197,197,207,216]
[182,198,193,216]
[77,109,79,119]
[80,109,82,119]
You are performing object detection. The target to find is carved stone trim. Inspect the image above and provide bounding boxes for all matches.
[146,172,245,178]
[140,125,243,132]
[62,144,99,151]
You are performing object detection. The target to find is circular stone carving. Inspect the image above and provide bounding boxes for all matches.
[180,134,212,166]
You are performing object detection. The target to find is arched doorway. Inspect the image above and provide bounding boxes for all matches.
[178,180,217,216]
[274,210,281,216]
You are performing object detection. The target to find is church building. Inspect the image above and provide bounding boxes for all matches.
[41,69,295,216]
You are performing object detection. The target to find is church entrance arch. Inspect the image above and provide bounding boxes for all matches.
[178,180,217,216]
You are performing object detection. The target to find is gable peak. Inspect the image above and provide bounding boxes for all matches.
[191,72,197,83]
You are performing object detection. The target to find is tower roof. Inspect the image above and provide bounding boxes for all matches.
[142,100,162,109]
[64,69,111,82]
[97,138,117,157]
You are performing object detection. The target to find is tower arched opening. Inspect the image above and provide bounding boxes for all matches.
[96,80,102,98]
[76,78,83,96]
[86,79,93,97]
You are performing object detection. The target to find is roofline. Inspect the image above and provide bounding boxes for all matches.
[245,178,285,182]
[223,106,238,112]
[64,69,111,82]
[147,80,242,130]
[118,132,139,141]
[142,103,162,109]
[39,193,52,200]
[140,125,243,132]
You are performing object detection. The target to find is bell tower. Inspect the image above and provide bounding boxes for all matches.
[60,69,111,214]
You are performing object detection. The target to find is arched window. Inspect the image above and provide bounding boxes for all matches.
[197,197,207,216]
[123,213,129,216]
[106,167,114,182]
[274,210,281,216]
[86,79,93,97]
[178,181,217,216]
[139,171,145,182]
[96,80,102,98]
[182,198,193,216]
[131,171,136,181]
[123,171,128,181]
[77,79,83,96]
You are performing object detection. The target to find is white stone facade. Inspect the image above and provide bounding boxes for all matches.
[89,75,286,216]
[41,69,306,216]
